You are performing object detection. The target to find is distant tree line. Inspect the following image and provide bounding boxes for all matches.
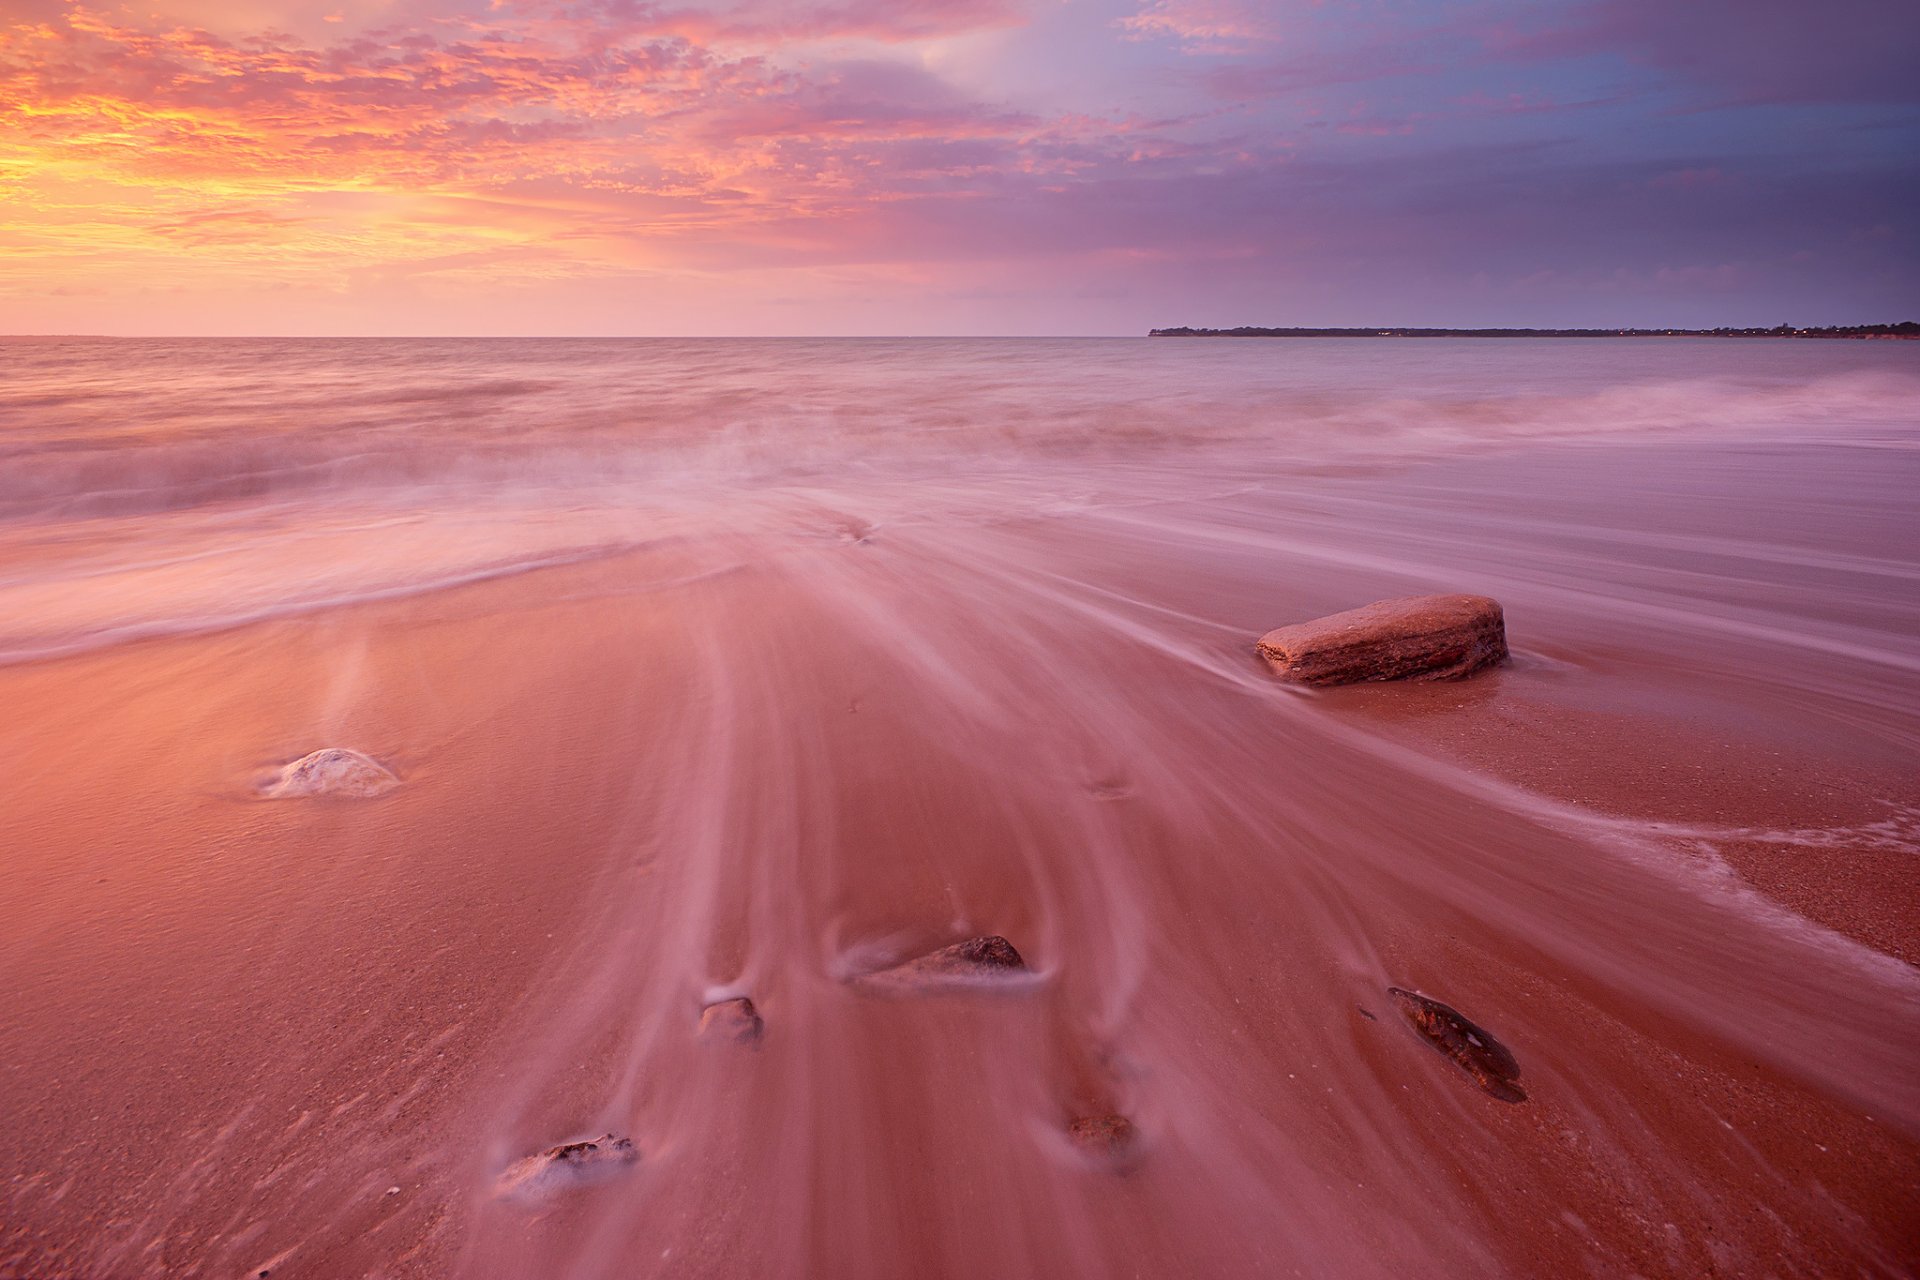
[1147,323,1920,339]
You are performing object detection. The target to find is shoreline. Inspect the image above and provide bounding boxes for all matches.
[3,431,1916,1277]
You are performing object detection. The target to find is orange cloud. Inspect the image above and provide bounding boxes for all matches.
[0,0,1133,312]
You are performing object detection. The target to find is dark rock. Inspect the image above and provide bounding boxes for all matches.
[495,1133,638,1201]
[925,935,1025,970]
[1067,1114,1140,1168]
[1257,594,1507,686]
[263,748,399,799]
[853,935,1030,991]
[699,996,764,1045]
[1387,988,1525,1103]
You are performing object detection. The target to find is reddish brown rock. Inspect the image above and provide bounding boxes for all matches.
[1067,1114,1140,1168]
[494,1133,638,1201]
[1388,987,1526,1103]
[853,934,1031,992]
[699,996,764,1045]
[1257,594,1507,686]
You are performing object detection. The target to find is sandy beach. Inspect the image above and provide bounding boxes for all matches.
[7,0,1918,1259]
[4,339,1919,1280]
[2,339,1918,1278]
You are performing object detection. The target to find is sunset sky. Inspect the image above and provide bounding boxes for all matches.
[3,0,1915,335]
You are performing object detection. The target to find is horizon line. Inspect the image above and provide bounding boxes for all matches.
[7,325,1915,341]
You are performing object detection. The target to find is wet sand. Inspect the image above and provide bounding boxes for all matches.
[2,436,1918,1278]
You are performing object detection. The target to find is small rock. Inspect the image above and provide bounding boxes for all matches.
[1067,1114,1139,1168]
[699,996,764,1045]
[263,748,399,799]
[385,1185,400,1196]
[1257,594,1507,686]
[495,1134,638,1202]
[853,935,1030,992]
[1387,988,1526,1103]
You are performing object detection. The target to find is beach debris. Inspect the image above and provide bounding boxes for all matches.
[699,996,765,1045]
[1257,594,1507,686]
[262,748,399,799]
[1387,988,1526,1103]
[495,1134,638,1202]
[1067,1114,1140,1168]
[852,935,1031,992]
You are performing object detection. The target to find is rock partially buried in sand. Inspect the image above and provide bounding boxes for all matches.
[853,935,1030,992]
[1388,987,1526,1103]
[699,996,765,1045]
[1067,1114,1140,1168]
[495,1134,638,1202]
[263,748,399,799]
[1257,594,1507,686]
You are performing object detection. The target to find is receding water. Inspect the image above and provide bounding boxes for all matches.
[1,338,1917,1278]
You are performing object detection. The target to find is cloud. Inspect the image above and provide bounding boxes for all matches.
[521,0,1030,45]
[1,0,1914,333]
[1530,0,1920,106]
[1117,0,1280,54]
[147,206,317,244]
[0,0,1167,311]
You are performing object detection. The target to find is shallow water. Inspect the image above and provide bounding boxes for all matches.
[1,339,1917,1277]
[1,336,1914,662]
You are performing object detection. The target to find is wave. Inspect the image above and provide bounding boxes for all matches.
[1,338,1915,523]
[0,338,1914,666]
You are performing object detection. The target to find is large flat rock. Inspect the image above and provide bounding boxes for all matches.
[1257,594,1507,686]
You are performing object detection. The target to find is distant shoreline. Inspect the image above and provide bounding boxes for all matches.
[1148,323,1920,340]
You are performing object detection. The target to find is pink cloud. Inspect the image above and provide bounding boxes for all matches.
[1117,0,1280,55]
[521,0,1029,45]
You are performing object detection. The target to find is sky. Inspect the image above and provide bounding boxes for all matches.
[2,0,1916,334]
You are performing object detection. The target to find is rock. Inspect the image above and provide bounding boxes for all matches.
[495,1133,638,1202]
[1067,1114,1140,1167]
[853,935,1031,992]
[1257,594,1507,686]
[263,748,399,799]
[699,996,764,1045]
[1387,988,1526,1103]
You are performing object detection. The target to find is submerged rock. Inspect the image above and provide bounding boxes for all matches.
[699,996,765,1045]
[1067,1114,1140,1168]
[1387,987,1526,1103]
[495,1134,638,1202]
[853,935,1030,991]
[263,748,399,799]
[1257,594,1507,686]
